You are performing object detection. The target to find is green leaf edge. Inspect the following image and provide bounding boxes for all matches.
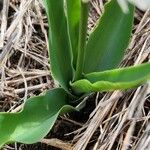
[83,0,134,73]
[71,63,150,94]
[65,0,81,69]
[0,88,75,148]
[44,0,74,90]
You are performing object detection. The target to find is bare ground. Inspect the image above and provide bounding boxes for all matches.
[0,0,150,150]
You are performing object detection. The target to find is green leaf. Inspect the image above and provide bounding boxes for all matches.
[0,88,74,147]
[74,1,89,80]
[65,0,81,68]
[72,63,150,94]
[45,0,73,90]
[83,0,134,73]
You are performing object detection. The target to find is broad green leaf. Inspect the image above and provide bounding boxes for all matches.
[83,0,134,73]
[65,0,81,68]
[72,63,150,94]
[45,0,73,90]
[0,88,74,147]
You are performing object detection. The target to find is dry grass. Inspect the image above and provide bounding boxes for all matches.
[0,0,54,113]
[0,0,150,150]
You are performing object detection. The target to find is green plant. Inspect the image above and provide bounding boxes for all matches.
[0,0,149,147]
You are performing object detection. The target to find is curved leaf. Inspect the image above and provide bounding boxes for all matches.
[0,88,74,147]
[83,0,134,73]
[45,0,73,90]
[72,63,150,94]
[65,0,81,68]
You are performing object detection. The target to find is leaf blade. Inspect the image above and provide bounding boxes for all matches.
[0,88,74,147]
[74,1,89,80]
[45,0,73,90]
[72,63,150,94]
[65,0,81,68]
[83,0,134,73]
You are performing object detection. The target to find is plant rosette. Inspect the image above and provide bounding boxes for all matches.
[0,0,150,147]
